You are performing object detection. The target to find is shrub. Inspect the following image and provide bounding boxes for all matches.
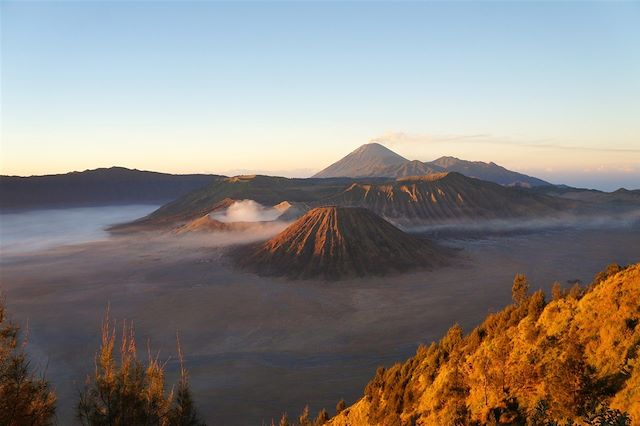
[0,296,56,425]
[77,310,203,426]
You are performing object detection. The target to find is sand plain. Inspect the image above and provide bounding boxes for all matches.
[1,223,639,425]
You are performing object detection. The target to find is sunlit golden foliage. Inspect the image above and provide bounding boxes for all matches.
[330,263,640,426]
[77,310,203,426]
[271,405,334,426]
[0,296,56,426]
[314,408,329,426]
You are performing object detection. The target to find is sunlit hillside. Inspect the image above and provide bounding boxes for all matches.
[328,263,640,426]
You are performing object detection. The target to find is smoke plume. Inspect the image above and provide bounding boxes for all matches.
[210,200,282,223]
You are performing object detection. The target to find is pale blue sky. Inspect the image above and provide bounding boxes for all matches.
[1,1,639,190]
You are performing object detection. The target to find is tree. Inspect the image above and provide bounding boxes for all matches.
[512,274,530,306]
[314,408,329,426]
[279,412,290,426]
[298,405,311,426]
[527,290,546,318]
[526,399,557,426]
[169,334,205,426]
[568,282,584,300]
[545,337,593,419]
[0,297,56,426]
[551,282,563,301]
[335,399,346,415]
[441,324,464,354]
[77,310,203,425]
[590,263,623,288]
[585,406,630,426]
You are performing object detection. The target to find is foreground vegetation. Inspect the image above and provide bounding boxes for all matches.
[3,262,638,425]
[0,297,56,425]
[77,311,204,426]
[0,302,202,425]
[329,263,640,425]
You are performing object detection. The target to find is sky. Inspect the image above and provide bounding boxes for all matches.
[1,1,639,190]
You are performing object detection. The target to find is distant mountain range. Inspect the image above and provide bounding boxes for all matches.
[2,145,637,216]
[532,185,640,206]
[116,172,579,232]
[318,172,573,224]
[0,167,221,210]
[313,143,551,187]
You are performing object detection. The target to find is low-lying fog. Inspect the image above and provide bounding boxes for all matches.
[0,205,159,255]
[403,209,640,238]
[1,205,639,425]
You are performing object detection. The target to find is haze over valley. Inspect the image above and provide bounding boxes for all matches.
[2,208,639,425]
